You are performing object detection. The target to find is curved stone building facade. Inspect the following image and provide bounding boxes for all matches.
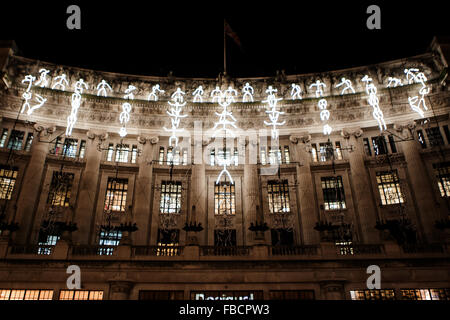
[0,38,449,300]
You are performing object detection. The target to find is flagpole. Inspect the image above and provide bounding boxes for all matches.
[223,19,227,75]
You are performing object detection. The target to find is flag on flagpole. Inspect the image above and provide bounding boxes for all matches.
[224,20,242,48]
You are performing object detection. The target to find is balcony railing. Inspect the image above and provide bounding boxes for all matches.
[335,244,385,255]
[71,245,117,256]
[200,246,251,256]
[269,245,319,256]
[401,243,445,254]
[132,245,183,257]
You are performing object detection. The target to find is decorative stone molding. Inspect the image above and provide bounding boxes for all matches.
[33,123,56,136]
[202,136,214,146]
[87,130,108,141]
[289,134,311,144]
[109,280,135,294]
[393,122,416,139]
[137,135,159,145]
[341,128,363,139]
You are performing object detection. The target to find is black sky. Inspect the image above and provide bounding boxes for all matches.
[3,1,448,78]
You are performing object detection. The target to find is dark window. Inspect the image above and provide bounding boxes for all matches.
[24,132,34,152]
[47,171,74,207]
[371,136,388,155]
[363,138,372,156]
[51,137,62,155]
[321,176,346,210]
[159,181,182,214]
[214,229,236,247]
[61,138,78,158]
[0,165,18,200]
[426,127,444,147]
[139,291,184,300]
[7,130,24,150]
[269,290,315,300]
[271,228,294,246]
[417,130,427,148]
[104,178,128,212]
[214,182,236,215]
[267,180,290,213]
[388,135,397,153]
[157,229,180,256]
[0,128,8,148]
[443,125,450,144]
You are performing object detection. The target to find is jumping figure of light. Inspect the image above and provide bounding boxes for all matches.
[66,79,88,136]
[335,77,355,95]
[242,83,254,102]
[34,69,50,88]
[192,86,204,103]
[96,79,112,97]
[290,83,302,100]
[119,85,137,137]
[148,84,165,101]
[52,74,69,91]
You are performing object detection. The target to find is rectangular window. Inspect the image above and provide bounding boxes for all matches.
[167,146,173,164]
[426,127,444,147]
[210,148,215,166]
[106,143,114,161]
[417,130,427,149]
[157,229,180,256]
[0,165,18,200]
[350,290,395,300]
[321,176,346,210]
[0,128,8,148]
[0,289,54,300]
[376,170,404,205]
[104,178,128,212]
[433,162,450,197]
[7,130,24,151]
[214,229,236,247]
[319,142,333,162]
[363,138,372,156]
[371,136,388,155]
[159,181,182,214]
[115,144,129,163]
[51,136,62,156]
[217,148,231,165]
[131,145,138,164]
[443,125,450,144]
[267,180,290,213]
[62,138,78,158]
[284,146,290,164]
[335,141,342,160]
[37,235,60,255]
[78,140,86,158]
[24,132,34,152]
[98,230,122,255]
[271,228,294,246]
[47,171,74,207]
[233,147,239,166]
[59,290,103,300]
[182,148,188,165]
[268,147,281,165]
[400,288,450,300]
[159,146,164,164]
[311,143,318,162]
[214,182,236,215]
[139,290,184,300]
[173,147,180,165]
[269,290,315,300]
[260,147,267,165]
[388,135,397,153]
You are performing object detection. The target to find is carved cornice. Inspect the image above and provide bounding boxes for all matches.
[87,130,108,141]
[289,134,311,144]
[137,135,159,145]
[33,123,55,136]
[341,128,363,139]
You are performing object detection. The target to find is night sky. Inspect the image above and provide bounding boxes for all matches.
[2,1,448,78]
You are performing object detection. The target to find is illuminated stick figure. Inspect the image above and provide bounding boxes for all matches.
[119,85,137,137]
[20,75,35,113]
[164,87,187,147]
[386,77,403,88]
[192,86,204,103]
[406,69,429,118]
[52,74,69,91]
[309,80,326,98]
[66,79,88,136]
[404,68,420,84]
[361,75,386,131]
[290,83,302,100]
[22,75,35,92]
[309,80,332,135]
[96,79,112,97]
[148,84,165,101]
[335,77,355,95]
[224,86,238,103]
[27,94,47,115]
[263,86,285,140]
[242,83,254,102]
[210,86,222,103]
[34,69,50,88]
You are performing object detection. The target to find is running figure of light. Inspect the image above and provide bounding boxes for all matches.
[96,79,112,97]
[210,86,222,103]
[335,77,355,95]
[20,74,47,115]
[192,85,204,103]
[405,68,429,118]
[263,86,285,140]
[242,82,254,102]
[163,88,187,147]
[66,79,88,136]
[148,84,165,101]
[290,83,302,100]
[309,80,332,135]
[224,86,238,103]
[386,77,403,88]
[34,69,50,88]
[119,85,137,137]
[52,74,69,91]
[361,75,387,131]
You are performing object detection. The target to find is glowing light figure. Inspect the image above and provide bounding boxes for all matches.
[52,74,69,91]
[242,83,254,102]
[361,75,387,131]
[309,80,332,135]
[147,84,165,101]
[66,79,88,136]
[192,86,204,103]
[163,88,187,146]
[335,77,355,95]
[263,86,285,140]
[34,69,50,88]
[96,79,112,97]
[386,77,403,88]
[405,69,429,118]
[211,86,222,103]
[224,86,238,103]
[20,75,48,115]
[290,83,302,100]
[119,85,136,137]
[26,94,47,115]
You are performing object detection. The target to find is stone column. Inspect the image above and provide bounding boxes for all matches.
[13,124,55,244]
[290,134,319,244]
[342,128,379,243]
[133,135,157,245]
[243,137,263,245]
[72,131,107,245]
[398,124,439,242]
[188,147,206,245]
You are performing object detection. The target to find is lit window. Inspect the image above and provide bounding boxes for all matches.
[210,149,215,166]
[268,147,281,165]
[37,235,60,255]
[78,140,86,158]
[433,162,450,197]
[267,180,290,213]
[284,146,290,164]
[0,128,8,148]
[233,147,239,166]
[59,290,103,300]
[214,182,236,215]
[167,146,173,164]
[157,229,180,256]
[321,176,346,210]
[371,136,388,155]
[104,178,128,212]
[350,290,395,300]
[417,130,427,149]
[106,143,114,161]
[115,144,129,162]
[311,143,318,162]
[0,289,53,300]
[131,145,138,163]
[0,166,18,200]
[363,138,372,156]
[159,181,182,214]
[335,142,342,160]
[400,288,450,300]
[376,170,404,205]
[182,148,188,165]
[47,171,74,207]
[159,147,165,164]
[98,230,122,255]
[51,137,62,156]
[217,148,231,165]
[24,132,34,152]
[319,142,333,162]
[173,147,180,165]
[7,130,24,150]
[336,241,353,255]
[61,138,78,158]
